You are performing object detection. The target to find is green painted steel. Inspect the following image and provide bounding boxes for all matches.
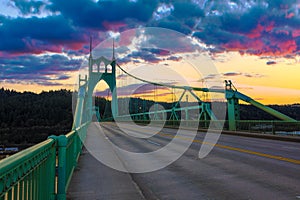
[118,62,297,130]
[0,139,56,200]
[72,85,86,129]
[86,53,118,124]
[226,97,240,131]
[248,99,296,122]
[226,89,297,130]
[0,122,89,200]
[225,80,240,131]
[224,80,296,130]
[116,105,203,121]
[49,122,89,200]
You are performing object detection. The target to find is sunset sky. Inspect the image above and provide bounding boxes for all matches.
[0,0,300,105]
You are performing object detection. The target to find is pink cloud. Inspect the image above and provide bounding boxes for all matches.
[246,20,274,39]
[285,12,295,19]
[292,29,300,37]
[102,21,127,32]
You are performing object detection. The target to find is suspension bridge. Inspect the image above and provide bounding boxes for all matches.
[1,44,300,200]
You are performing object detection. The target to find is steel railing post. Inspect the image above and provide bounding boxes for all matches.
[50,135,67,200]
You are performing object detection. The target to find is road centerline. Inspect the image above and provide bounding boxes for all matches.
[146,139,161,146]
[157,132,300,165]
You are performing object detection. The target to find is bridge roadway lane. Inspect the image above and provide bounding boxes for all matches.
[67,122,300,200]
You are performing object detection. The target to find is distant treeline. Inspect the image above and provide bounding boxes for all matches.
[0,88,299,145]
[0,88,73,145]
[240,104,300,121]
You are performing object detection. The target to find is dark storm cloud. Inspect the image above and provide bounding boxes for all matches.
[13,0,45,15]
[192,1,300,57]
[118,48,179,64]
[149,19,192,35]
[0,14,86,53]
[127,49,162,63]
[172,1,204,19]
[266,61,277,65]
[3,78,64,86]
[0,53,82,85]
[1,0,300,87]
[94,83,171,97]
[47,0,158,29]
[223,72,241,77]
[141,48,171,56]
[222,72,265,78]
[193,25,242,46]
[94,83,154,97]
[219,6,265,34]
[0,54,81,74]
[2,0,300,57]
[166,55,182,61]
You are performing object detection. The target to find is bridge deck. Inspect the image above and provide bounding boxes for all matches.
[68,122,300,200]
[67,148,144,200]
[67,123,144,200]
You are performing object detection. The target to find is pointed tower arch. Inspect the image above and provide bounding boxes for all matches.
[83,38,118,123]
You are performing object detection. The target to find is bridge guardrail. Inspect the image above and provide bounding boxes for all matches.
[0,138,56,200]
[236,120,300,135]
[0,122,89,200]
[123,119,300,136]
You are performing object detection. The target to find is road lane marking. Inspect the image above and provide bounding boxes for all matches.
[157,133,300,165]
[146,139,161,146]
[105,125,300,165]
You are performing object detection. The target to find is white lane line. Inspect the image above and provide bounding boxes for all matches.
[146,139,161,146]
[296,195,300,199]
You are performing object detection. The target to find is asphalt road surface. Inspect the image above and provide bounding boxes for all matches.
[68,122,300,200]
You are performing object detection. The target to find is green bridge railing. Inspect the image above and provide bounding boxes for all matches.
[0,122,89,200]
[130,119,300,136]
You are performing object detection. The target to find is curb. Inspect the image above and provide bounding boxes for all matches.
[219,129,300,143]
[164,125,300,143]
